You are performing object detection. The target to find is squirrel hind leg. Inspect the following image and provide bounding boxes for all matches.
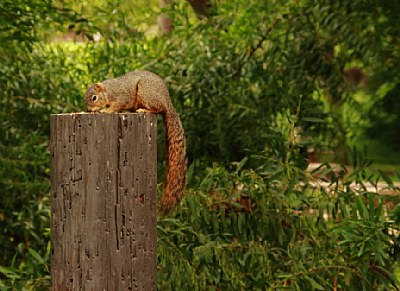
[136,108,152,113]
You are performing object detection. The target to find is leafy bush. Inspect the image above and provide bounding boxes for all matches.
[158,154,399,290]
[366,84,400,148]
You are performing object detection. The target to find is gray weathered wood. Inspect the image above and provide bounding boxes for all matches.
[50,113,157,290]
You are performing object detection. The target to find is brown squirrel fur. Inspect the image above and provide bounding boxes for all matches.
[84,70,187,215]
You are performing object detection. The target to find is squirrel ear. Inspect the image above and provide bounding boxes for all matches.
[94,83,106,92]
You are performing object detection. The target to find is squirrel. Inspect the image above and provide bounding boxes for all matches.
[84,70,187,215]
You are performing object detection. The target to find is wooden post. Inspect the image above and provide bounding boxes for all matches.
[50,113,157,290]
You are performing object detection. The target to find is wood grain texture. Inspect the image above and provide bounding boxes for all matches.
[50,113,157,291]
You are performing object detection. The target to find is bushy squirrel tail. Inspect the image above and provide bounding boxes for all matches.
[160,109,187,215]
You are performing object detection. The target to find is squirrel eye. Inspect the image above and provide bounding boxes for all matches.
[92,95,97,102]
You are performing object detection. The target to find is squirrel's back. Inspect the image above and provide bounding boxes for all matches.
[128,70,173,114]
[103,70,165,96]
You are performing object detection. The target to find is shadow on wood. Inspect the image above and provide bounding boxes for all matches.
[50,113,157,290]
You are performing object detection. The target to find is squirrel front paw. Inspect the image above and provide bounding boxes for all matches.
[99,106,117,113]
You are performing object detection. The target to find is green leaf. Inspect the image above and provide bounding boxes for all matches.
[356,196,369,220]
[28,248,44,265]
[302,117,326,123]
[368,193,375,222]
[0,266,20,279]
[378,170,394,188]
[305,276,325,290]
[234,157,249,173]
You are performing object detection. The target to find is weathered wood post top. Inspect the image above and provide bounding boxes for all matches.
[50,113,157,290]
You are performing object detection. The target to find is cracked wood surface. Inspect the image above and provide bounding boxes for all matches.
[50,113,157,290]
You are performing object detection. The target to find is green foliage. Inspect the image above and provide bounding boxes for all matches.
[0,41,88,268]
[1,0,90,46]
[0,1,87,287]
[158,155,399,290]
[0,0,399,289]
[367,84,400,148]
[0,244,51,290]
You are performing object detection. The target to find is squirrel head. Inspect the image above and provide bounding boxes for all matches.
[84,83,109,112]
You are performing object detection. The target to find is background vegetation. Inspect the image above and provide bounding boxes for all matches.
[1,0,399,289]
